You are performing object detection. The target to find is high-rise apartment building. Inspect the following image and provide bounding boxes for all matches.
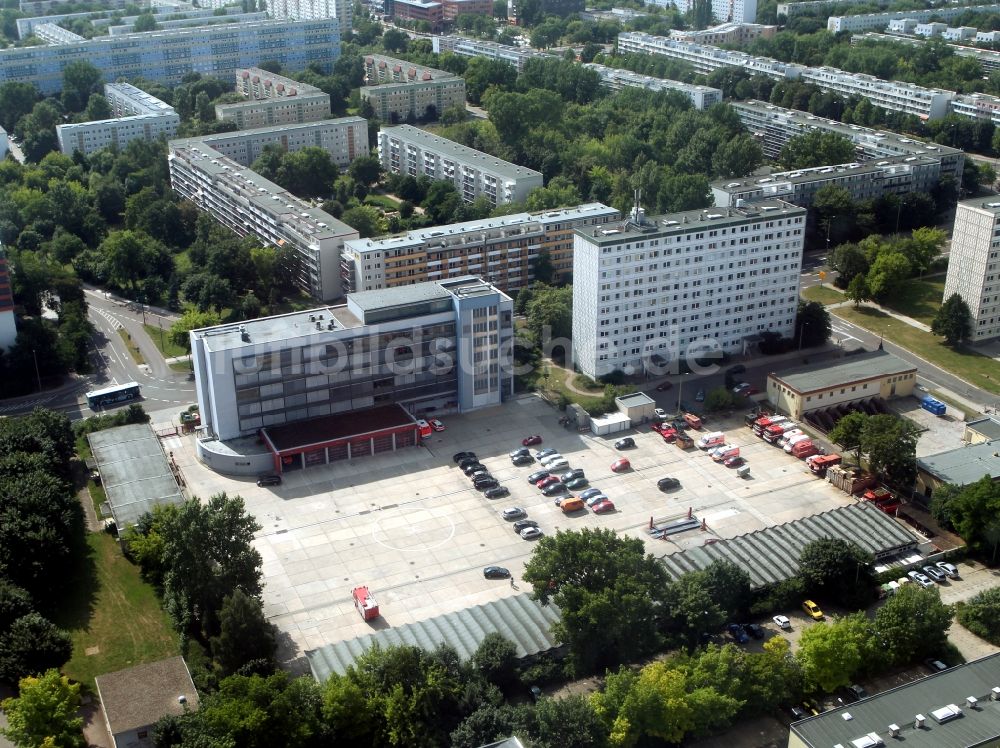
[378,125,543,205]
[190,276,514,444]
[168,119,368,302]
[0,243,16,352]
[269,0,353,34]
[56,83,179,155]
[0,18,341,95]
[943,199,1000,342]
[215,68,331,129]
[361,54,466,123]
[341,203,620,294]
[582,63,723,109]
[572,201,806,379]
[32,22,85,44]
[645,0,757,23]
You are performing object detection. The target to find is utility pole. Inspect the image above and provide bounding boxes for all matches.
[31,348,42,392]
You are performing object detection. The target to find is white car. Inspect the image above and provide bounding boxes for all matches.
[908,570,935,589]
[654,407,668,420]
[520,526,543,540]
[936,561,960,579]
[708,444,731,459]
[772,615,791,630]
[585,493,608,507]
[540,453,564,466]
[777,430,804,447]
[501,507,526,521]
[545,458,569,470]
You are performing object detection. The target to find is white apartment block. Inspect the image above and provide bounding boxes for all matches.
[853,32,1000,74]
[340,203,620,294]
[978,30,1000,42]
[17,5,225,38]
[798,67,955,120]
[32,22,84,44]
[107,10,269,35]
[712,156,941,209]
[733,100,965,183]
[661,0,758,24]
[887,18,917,34]
[215,68,331,129]
[0,18,341,95]
[944,199,1000,342]
[56,83,179,155]
[582,63,723,109]
[0,126,8,161]
[361,55,466,123]
[168,140,358,302]
[19,0,145,12]
[777,0,890,19]
[827,5,1000,33]
[572,200,807,379]
[617,32,805,79]
[431,35,550,72]
[914,22,948,37]
[950,92,1000,126]
[378,125,543,206]
[270,0,353,34]
[669,22,777,45]
[179,117,368,168]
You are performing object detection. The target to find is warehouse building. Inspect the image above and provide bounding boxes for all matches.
[766,350,917,420]
[915,440,1000,502]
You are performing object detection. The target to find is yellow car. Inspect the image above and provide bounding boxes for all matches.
[802,600,825,621]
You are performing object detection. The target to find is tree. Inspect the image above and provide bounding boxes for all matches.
[83,93,111,121]
[529,694,608,748]
[778,131,855,170]
[832,243,870,287]
[865,251,910,301]
[169,309,221,353]
[61,60,103,112]
[845,273,870,307]
[932,293,973,345]
[874,585,952,665]
[711,134,763,178]
[827,411,867,464]
[0,669,84,748]
[132,12,158,31]
[0,580,34,633]
[341,205,386,239]
[100,230,161,295]
[796,614,874,693]
[956,587,1000,645]
[0,613,73,684]
[0,81,40,133]
[861,414,920,489]
[525,284,573,346]
[946,476,1000,558]
[471,633,517,689]
[522,528,671,671]
[382,28,409,52]
[797,538,876,609]
[795,300,832,349]
[211,590,277,676]
[275,147,339,198]
[525,177,582,211]
[347,154,382,186]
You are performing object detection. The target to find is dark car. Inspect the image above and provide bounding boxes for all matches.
[475,478,499,491]
[614,437,636,449]
[655,381,673,391]
[256,474,281,487]
[512,454,534,466]
[560,468,585,483]
[671,419,688,432]
[509,447,530,459]
[459,457,481,470]
[453,451,476,464]
[463,462,487,476]
[528,470,551,484]
[513,519,539,533]
[788,706,808,722]
[469,469,490,481]
[484,486,509,499]
[727,623,749,644]
[843,684,868,702]
[745,623,765,640]
[542,483,567,496]
[657,477,680,491]
[483,566,510,579]
[535,448,558,460]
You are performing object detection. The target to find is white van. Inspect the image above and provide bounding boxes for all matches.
[698,431,725,449]
[776,429,804,447]
[712,446,740,462]
[783,433,810,453]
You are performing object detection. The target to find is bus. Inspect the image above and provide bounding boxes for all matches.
[86,382,141,410]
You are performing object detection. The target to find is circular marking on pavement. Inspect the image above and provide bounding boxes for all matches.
[371,505,456,552]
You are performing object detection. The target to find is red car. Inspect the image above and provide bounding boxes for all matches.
[742,387,760,397]
[661,428,678,442]
[592,499,616,514]
[724,456,746,468]
[429,418,445,432]
[611,458,631,473]
[537,475,561,489]
[522,435,543,446]
[656,381,673,391]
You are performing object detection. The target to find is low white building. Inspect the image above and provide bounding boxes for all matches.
[827,4,1000,33]
[583,63,723,109]
[943,199,1000,342]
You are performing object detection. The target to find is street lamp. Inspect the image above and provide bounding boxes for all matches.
[798,321,811,353]
[677,372,688,417]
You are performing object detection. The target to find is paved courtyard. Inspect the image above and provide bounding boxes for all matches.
[172,395,870,665]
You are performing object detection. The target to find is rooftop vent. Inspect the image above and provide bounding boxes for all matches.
[992,687,1000,701]
[967,696,978,709]
[914,715,925,729]
[930,704,962,724]
[849,733,883,748]
[888,724,900,737]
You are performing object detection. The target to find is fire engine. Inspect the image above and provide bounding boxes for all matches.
[352,586,379,621]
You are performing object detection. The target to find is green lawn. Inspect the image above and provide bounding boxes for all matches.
[365,193,401,210]
[881,278,946,326]
[55,533,178,691]
[117,328,145,366]
[143,323,187,359]
[801,285,845,305]
[833,306,1000,396]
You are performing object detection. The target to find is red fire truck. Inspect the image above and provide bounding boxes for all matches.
[352,586,380,621]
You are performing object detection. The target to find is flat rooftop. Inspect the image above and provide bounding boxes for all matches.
[574,200,806,245]
[584,63,721,93]
[769,350,915,393]
[87,423,184,529]
[968,416,1000,441]
[263,403,416,452]
[380,125,543,180]
[616,392,656,407]
[106,82,175,114]
[713,155,937,192]
[791,652,1000,748]
[95,656,199,734]
[348,280,453,312]
[918,440,1000,485]
[959,197,1000,216]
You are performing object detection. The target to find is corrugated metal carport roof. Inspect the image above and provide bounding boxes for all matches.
[306,593,562,682]
[658,503,919,588]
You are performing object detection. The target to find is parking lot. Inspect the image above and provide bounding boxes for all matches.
[173,394,862,664]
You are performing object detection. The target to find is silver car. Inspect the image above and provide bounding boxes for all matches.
[520,526,543,540]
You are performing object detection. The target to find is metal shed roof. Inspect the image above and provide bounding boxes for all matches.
[769,350,915,394]
[87,423,184,528]
[658,503,919,588]
[306,593,562,682]
[917,440,1000,486]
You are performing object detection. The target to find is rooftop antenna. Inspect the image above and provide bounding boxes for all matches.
[630,189,646,226]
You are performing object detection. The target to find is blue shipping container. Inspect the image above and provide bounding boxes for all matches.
[921,396,946,416]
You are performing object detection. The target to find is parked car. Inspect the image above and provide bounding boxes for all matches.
[724,456,746,468]
[509,447,530,458]
[475,478,499,491]
[788,706,808,722]
[453,451,476,464]
[458,457,480,470]
[528,470,550,484]
[908,570,935,588]
[462,462,487,476]
[566,477,589,490]
[742,387,760,397]
[733,382,751,394]
[483,566,510,579]
[536,448,558,459]
[512,454,534,466]
[592,499,616,514]
[772,615,791,630]
[520,527,543,540]
[727,623,749,644]
[614,437,635,449]
[484,486,509,499]
[536,475,559,489]
[847,684,868,701]
[922,565,947,583]
[585,493,609,507]
[513,519,539,533]
[745,623,765,640]
[545,458,569,471]
[802,600,824,621]
[468,469,490,481]
[542,483,568,496]
[671,419,688,432]
[522,435,543,446]
[657,477,681,491]
[501,507,526,521]
[924,658,948,672]
[654,407,668,420]
[936,561,960,579]
[695,389,705,402]
[560,468,585,482]
[655,381,673,391]
[580,488,604,500]
[429,419,445,432]
[650,421,667,433]
[610,458,631,473]
[256,474,281,487]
